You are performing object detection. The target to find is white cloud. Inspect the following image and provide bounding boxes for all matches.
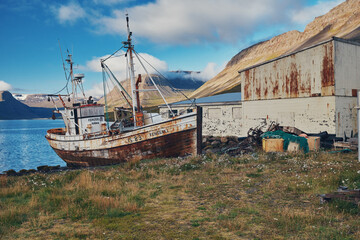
[55,2,86,24]
[92,0,129,5]
[0,80,12,91]
[84,51,168,97]
[186,62,225,82]
[94,0,302,44]
[291,0,345,25]
[85,51,168,79]
[85,82,104,98]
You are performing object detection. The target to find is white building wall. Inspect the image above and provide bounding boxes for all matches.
[160,104,243,137]
[334,40,360,137]
[242,96,336,137]
[334,40,360,96]
[335,96,358,137]
[202,104,243,137]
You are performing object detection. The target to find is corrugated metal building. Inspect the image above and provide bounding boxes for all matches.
[239,37,359,138]
[161,37,359,138]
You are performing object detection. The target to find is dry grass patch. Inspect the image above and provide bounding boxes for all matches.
[1,151,360,239]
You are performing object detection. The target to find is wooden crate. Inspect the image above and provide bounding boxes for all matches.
[308,136,320,151]
[262,138,284,152]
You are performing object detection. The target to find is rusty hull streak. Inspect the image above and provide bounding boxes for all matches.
[54,129,197,167]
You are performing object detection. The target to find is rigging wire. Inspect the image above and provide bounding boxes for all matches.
[102,68,110,129]
[133,49,194,104]
[50,41,71,96]
[102,46,125,63]
[102,62,132,101]
[78,82,86,99]
[133,51,174,115]
[103,70,132,109]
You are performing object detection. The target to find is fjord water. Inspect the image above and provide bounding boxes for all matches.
[0,119,66,173]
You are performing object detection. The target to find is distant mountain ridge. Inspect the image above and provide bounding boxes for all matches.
[191,0,360,98]
[16,71,204,109]
[0,91,53,120]
[99,72,204,108]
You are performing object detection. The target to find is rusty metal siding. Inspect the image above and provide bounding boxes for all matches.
[334,40,360,96]
[241,41,335,101]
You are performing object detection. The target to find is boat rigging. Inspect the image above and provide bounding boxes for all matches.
[45,15,202,168]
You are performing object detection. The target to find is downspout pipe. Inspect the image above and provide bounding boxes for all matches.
[357,90,360,162]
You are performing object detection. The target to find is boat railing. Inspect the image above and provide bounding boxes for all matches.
[47,128,66,135]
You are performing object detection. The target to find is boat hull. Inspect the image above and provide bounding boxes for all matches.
[46,109,202,167]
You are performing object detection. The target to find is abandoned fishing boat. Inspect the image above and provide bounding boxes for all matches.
[45,16,202,167]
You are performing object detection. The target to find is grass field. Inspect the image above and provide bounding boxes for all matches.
[1,151,360,239]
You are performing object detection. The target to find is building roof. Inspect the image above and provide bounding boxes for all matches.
[238,37,360,74]
[160,92,242,108]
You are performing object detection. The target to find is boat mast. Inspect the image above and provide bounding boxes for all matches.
[66,53,76,103]
[124,14,139,126]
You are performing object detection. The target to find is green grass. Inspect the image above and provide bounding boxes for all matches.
[1,151,360,239]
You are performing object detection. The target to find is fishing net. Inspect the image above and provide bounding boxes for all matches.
[261,130,309,153]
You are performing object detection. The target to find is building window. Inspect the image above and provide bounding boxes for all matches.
[208,108,221,119]
[232,107,242,119]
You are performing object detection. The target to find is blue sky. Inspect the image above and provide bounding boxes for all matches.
[0,0,344,96]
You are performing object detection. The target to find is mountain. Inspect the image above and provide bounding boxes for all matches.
[99,72,204,109]
[191,0,360,98]
[13,93,52,108]
[0,91,53,119]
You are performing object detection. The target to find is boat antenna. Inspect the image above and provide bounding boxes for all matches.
[58,40,69,85]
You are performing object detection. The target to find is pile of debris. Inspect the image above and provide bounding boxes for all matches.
[202,119,358,156]
[320,186,360,206]
[202,136,241,154]
[202,121,281,156]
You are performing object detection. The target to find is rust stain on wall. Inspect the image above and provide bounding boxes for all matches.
[264,76,268,98]
[273,79,279,98]
[321,44,334,88]
[244,70,250,100]
[289,63,299,98]
[321,44,335,96]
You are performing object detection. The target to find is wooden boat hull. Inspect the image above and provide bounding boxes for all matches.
[46,109,202,167]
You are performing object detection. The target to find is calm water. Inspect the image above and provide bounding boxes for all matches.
[0,119,66,173]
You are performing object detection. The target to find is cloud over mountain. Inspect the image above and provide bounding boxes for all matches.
[291,0,344,25]
[84,51,168,77]
[0,81,12,91]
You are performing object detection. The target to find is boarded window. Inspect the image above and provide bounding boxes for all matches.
[232,107,242,119]
[168,109,178,117]
[208,108,221,119]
